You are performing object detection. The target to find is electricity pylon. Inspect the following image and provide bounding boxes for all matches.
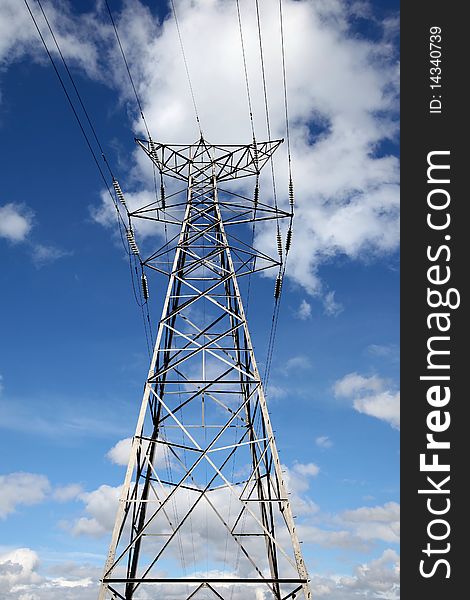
[98,136,312,600]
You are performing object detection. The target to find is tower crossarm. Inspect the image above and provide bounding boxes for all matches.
[135,136,283,182]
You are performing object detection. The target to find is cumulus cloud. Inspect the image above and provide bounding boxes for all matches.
[0,203,69,264]
[72,0,398,302]
[284,462,320,516]
[106,437,134,466]
[0,471,85,518]
[334,372,400,428]
[295,501,399,553]
[354,390,400,429]
[1,0,399,303]
[70,484,120,538]
[0,203,33,243]
[340,501,400,544]
[70,461,321,569]
[0,545,399,599]
[334,372,384,397]
[309,548,399,599]
[0,473,50,519]
[0,0,103,79]
[0,549,98,599]
[298,524,370,552]
[106,436,169,468]
[62,463,399,597]
[0,548,42,593]
[53,483,83,503]
[292,462,320,478]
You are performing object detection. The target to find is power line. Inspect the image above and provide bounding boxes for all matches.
[262,0,297,392]
[104,0,152,139]
[26,0,135,264]
[279,0,293,178]
[252,0,284,386]
[169,0,203,136]
[24,0,126,228]
[259,0,297,392]
[25,0,156,356]
[36,0,115,181]
[254,0,281,234]
[103,1,175,355]
[235,0,256,141]
[234,0,259,317]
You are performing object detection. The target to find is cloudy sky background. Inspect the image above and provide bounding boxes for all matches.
[0,0,399,598]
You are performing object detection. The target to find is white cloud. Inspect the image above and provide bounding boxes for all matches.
[294,502,399,552]
[284,463,320,516]
[323,291,343,316]
[0,203,68,265]
[334,372,383,397]
[283,354,312,374]
[310,548,400,600]
[0,470,84,518]
[53,484,83,503]
[106,437,133,466]
[315,435,333,449]
[78,0,399,302]
[0,549,99,599]
[31,244,71,268]
[0,545,399,600]
[334,372,399,428]
[293,462,320,478]
[0,0,102,80]
[1,0,399,303]
[0,548,42,593]
[0,473,50,519]
[266,383,287,400]
[341,501,400,544]
[71,516,108,538]
[298,524,369,552]
[0,204,33,243]
[296,299,312,320]
[354,390,400,429]
[71,485,120,538]
[106,436,169,468]
[367,343,399,361]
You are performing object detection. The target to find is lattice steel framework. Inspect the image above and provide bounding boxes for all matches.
[98,136,312,600]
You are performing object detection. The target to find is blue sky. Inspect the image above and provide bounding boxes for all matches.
[0,0,399,597]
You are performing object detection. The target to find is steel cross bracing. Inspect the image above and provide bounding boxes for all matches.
[98,137,312,600]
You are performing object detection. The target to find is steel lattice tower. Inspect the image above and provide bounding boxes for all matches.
[99,136,312,600]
